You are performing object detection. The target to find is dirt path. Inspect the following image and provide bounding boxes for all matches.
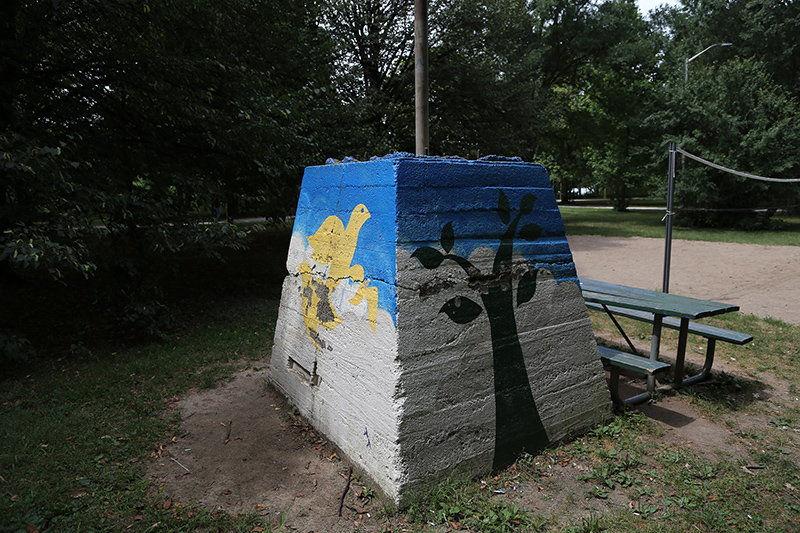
[568,236,800,325]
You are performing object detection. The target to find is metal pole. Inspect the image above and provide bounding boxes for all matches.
[414,0,429,155]
[664,142,676,294]
[647,142,676,391]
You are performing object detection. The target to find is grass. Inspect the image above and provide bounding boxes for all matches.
[1,229,288,533]
[0,303,280,532]
[2,213,799,532]
[559,206,800,246]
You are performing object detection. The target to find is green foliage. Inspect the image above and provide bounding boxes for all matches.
[559,206,800,245]
[645,0,800,228]
[666,58,800,228]
[1,0,334,341]
[0,330,35,361]
[406,475,540,533]
[4,0,800,347]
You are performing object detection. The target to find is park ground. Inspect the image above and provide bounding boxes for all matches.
[148,233,800,532]
[2,225,800,532]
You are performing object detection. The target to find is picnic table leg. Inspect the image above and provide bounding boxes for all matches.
[608,366,623,407]
[647,314,664,392]
[673,317,690,387]
[683,338,716,386]
[602,304,640,355]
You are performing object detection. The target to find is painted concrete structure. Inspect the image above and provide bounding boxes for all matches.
[270,154,612,505]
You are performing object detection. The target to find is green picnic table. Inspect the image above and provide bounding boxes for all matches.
[579,278,751,405]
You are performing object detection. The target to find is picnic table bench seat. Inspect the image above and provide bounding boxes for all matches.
[579,278,752,406]
[596,345,671,407]
[587,299,753,406]
[585,301,753,346]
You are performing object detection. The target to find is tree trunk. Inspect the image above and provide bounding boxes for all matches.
[481,285,549,470]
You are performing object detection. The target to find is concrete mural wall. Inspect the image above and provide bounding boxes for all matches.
[270,154,612,505]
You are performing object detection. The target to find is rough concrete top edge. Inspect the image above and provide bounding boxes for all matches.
[323,153,545,167]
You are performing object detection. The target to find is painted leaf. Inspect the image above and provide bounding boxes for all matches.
[441,222,455,253]
[519,223,543,242]
[498,190,510,224]
[520,194,536,215]
[517,270,537,307]
[412,247,445,269]
[440,296,483,324]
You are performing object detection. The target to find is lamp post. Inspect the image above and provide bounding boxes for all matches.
[685,42,733,83]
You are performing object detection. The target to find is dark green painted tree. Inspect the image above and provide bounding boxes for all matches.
[412,190,549,470]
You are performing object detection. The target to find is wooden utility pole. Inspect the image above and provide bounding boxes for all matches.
[414,0,429,155]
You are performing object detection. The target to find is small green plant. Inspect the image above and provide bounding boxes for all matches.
[564,514,604,532]
[587,420,623,438]
[406,474,538,533]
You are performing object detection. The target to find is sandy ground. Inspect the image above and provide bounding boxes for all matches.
[147,237,800,532]
[568,235,800,325]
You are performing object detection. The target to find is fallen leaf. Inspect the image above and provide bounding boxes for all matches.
[163,499,172,510]
[11,494,19,502]
[448,520,463,530]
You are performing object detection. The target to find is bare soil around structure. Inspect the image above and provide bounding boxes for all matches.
[146,237,800,532]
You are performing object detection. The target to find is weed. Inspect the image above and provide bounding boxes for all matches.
[563,514,604,532]
[406,474,541,532]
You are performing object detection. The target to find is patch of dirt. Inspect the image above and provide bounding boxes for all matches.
[147,236,800,531]
[148,366,394,532]
[569,235,800,461]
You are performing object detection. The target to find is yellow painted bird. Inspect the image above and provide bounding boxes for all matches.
[299,204,380,349]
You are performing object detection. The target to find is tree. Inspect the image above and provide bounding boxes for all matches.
[668,0,800,99]
[321,0,416,155]
[427,0,552,158]
[677,59,799,227]
[412,190,549,469]
[580,0,662,209]
[646,0,800,227]
[1,0,336,349]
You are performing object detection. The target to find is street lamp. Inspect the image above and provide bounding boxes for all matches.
[685,42,733,83]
